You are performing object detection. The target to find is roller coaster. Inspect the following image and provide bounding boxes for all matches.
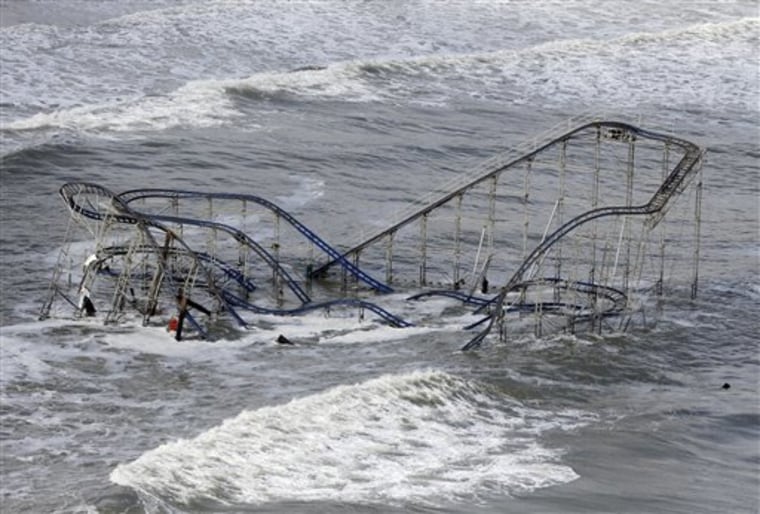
[39,116,705,349]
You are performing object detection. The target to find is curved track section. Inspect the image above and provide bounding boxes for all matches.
[52,183,410,333]
[95,245,410,328]
[44,119,703,343]
[221,290,412,328]
[314,120,702,279]
[119,189,392,294]
[132,210,311,305]
[95,245,258,294]
[461,124,704,350]
[56,182,245,336]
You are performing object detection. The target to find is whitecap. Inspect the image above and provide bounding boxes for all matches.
[111,370,592,507]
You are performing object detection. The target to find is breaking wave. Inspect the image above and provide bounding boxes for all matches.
[3,17,756,141]
[111,370,593,508]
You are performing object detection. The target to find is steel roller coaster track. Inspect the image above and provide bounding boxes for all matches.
[40,118,704,348]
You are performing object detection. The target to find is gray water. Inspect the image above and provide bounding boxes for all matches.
[1,1,758,512]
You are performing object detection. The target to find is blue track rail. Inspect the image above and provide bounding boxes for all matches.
[461,123,704,350]
[96,245,258,294]
[97,242,411,329]
[119,189,393,294]
[140,211,311,305]
[221,289,412,328]
[58,182,246,335]
[56,183,410,334]
[53,119,703,345]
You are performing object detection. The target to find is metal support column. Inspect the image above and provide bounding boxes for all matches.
[419,213,428,286]
[453,194,463,288]
[657,142,670,296]
[385,231,395,285]
[623,136,635,293]
[523,158,532,261]
[691,156,704,299]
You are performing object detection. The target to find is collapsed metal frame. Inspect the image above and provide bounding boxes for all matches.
[39,117,704,348]
[39,184,410,338]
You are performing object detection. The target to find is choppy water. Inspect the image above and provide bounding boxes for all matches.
[1,1,758,513]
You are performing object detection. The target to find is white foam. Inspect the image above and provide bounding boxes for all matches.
[4,62,376,136]
[6,79,241,134]
[236,309,421,346]
[274,176,325,211]
[224,16,759,112]
[4,15,756,140]
[226,64,382,103]
[111,370,591,507]
[0,325,57,382]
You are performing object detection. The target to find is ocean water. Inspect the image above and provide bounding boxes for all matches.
[1,1,759,513]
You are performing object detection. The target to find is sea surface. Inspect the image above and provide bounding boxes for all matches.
[1,1,759,513]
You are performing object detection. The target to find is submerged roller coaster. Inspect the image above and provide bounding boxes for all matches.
[39,116,705,349]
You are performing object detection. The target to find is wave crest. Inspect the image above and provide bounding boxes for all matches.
[111,370,591,508]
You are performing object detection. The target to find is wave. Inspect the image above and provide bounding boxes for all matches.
[225,65,382,103]
[618,16,759,46]
[111,369,593,508]
[4,79,241,135]
[4,16,756,142]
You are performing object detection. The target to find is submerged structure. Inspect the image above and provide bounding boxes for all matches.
[39,117,705,349]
